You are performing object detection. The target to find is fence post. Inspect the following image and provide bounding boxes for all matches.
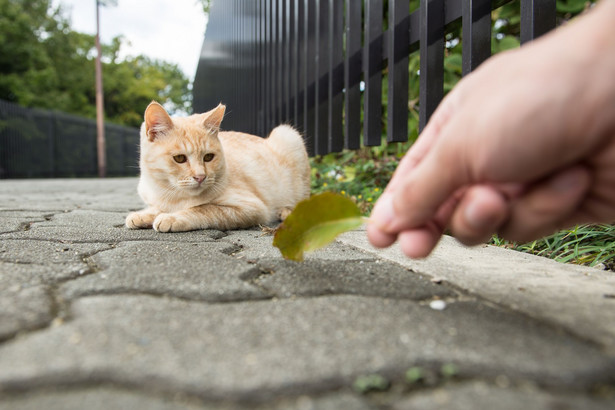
[344,0,362,150]
[363,0,384,146]
[304,0,316,155]
[387,0,410,143]
[419,0,444,131]
[462,0,492,76]
[521,0,556,44]
[315,0,329,155]
[48,110,56,177]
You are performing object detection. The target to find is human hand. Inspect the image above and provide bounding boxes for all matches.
[367,1,615,258]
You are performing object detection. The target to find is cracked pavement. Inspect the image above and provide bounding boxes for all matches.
[0,178,614,409]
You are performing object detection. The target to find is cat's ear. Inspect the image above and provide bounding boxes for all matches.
[202,103,226,134]
[144,101,173,142]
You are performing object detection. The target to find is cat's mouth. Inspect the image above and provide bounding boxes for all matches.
[176,179,206,191]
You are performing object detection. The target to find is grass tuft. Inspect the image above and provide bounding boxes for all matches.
[490,225,615,270]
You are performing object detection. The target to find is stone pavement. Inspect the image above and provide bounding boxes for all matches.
[0,178,614,410]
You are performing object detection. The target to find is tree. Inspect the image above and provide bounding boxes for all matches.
[197,0,212,15]
[0,0,191,127]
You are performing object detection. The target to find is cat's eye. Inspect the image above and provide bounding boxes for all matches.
[173,154,187,164]
[203,153,215,162]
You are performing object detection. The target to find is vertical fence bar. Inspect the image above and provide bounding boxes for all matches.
[344,0,362,150]
[315,0,328,154]
[235,0,240,121]
[277,0,284,122]
[269,0,275,130]
[328,0,344,153]
[520,0,556,44]
[256,0,263,136]
[248,0,257,133]
[49,109,56,176]
[280,0,286,122]
[239,0,244,126]
[285,0,292,122]
[363,0,384,146]
[272,0,279,126]
[462,0,492,76]
[264,0,271,133]
[387,0,409,142]
[295,0,305,131]
[304,0,316,155]
[419,0,444,131]
[291,0,299,127]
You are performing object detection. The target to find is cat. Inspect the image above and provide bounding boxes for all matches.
[125,101,310,232]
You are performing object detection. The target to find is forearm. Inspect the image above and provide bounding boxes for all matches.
[562,0,615,141]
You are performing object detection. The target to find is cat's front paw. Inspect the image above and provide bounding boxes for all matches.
[126,211,155,229]
[153,213,193,232]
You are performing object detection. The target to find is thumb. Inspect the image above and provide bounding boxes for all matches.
[371,128,470,234]
[394,143,468,230]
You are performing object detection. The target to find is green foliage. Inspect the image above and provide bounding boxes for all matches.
[405,367,424,384]
[273,192,365,261]
[0,0,191,127]
[491,225,615,269]
[196,0,213,15]
[352,374,390,394]
[556,0,590,13]
[310,144,406,215]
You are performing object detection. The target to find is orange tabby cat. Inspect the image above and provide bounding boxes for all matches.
[126,101,310,232]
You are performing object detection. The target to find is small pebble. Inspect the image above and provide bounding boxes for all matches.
[429,300,447,311]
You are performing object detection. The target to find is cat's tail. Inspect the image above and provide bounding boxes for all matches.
[266,124,309,165]
[267,124,311,200]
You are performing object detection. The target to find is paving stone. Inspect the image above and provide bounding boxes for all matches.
[0,241,113,290]
[0,258,71,340]
[0,389,372,410]
[0,285,54,341]
[0,178,143,212]
[254,258,454,300]
[0,261,81,289]
[263,393,372,410]
[0,389,207,410]
[0,211,49,234]
[0,295,612,400]
[390,381,615,410]
[3,210,226,243]
[60,241,268,302]
[339,230,615,349]
[0,239,111,267]
[222,230,377,261]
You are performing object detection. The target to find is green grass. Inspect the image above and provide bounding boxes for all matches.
[310,142,615,271]
[490,225,615,270]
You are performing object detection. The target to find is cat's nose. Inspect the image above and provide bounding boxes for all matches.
[193,175,206,184]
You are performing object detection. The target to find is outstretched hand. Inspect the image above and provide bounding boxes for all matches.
[367,1,615,258]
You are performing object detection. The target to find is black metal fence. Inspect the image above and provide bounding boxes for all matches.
[0,99,140,178]
[193,0,555,156]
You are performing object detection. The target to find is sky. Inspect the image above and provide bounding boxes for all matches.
[52,0,208,79]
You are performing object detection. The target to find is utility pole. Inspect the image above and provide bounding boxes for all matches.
[95,0,106,178]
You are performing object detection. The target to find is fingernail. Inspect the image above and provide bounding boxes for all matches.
[370,193,395,230]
